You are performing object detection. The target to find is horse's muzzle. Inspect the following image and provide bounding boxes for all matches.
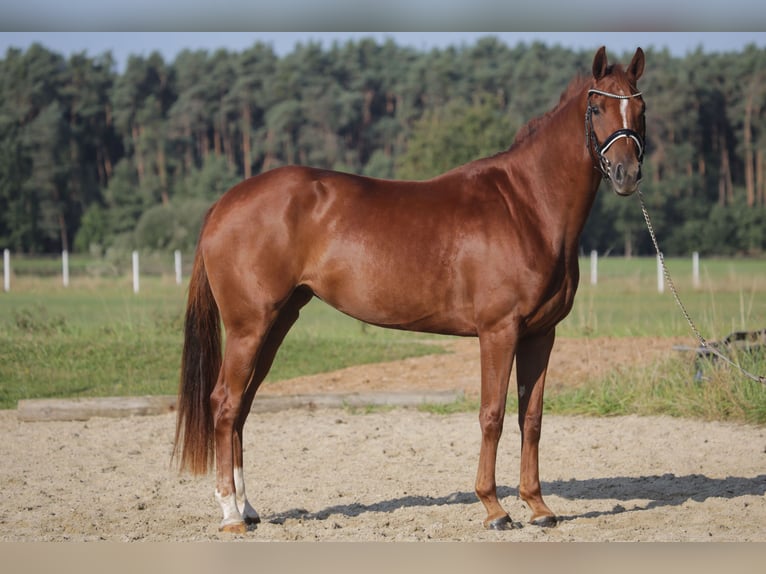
[609,160,642,196]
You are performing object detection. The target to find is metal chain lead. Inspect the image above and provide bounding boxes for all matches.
[637,189,765,384]
[637,189,707,347]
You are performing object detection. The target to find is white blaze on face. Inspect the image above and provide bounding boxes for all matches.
[620,98,629,130]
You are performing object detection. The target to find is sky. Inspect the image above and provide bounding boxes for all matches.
[1,0,766,31]
[1,32,765,71]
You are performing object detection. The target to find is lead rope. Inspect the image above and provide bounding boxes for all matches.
[637,188,766,385]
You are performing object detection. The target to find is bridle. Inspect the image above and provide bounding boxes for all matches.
[585,88,645,180]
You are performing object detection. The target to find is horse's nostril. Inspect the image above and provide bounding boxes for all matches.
[614,164,625,184]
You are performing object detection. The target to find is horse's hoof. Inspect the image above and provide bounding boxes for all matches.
[219,521,248,534]
[485,514,514,531]
[244,514,261,526]
[530,515,558,528]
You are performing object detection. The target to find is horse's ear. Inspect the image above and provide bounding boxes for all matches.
[627,47,645,82]
[592,46,608,80]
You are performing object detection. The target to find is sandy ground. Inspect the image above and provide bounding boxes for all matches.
[1,336,765,542]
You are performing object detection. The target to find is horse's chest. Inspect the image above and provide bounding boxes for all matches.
[522,270,578,334]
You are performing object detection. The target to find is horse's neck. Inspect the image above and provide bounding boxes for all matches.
[505,92,602,248]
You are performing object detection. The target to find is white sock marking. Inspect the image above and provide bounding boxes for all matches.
[216,489,243,526]
[234,466,246,510]
[234,466,260,522]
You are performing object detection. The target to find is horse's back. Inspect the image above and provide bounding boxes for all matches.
[204,163,508,253]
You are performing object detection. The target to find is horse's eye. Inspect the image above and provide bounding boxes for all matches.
[590,105,600,116]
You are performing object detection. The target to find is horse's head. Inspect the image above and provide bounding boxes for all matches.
[586,46,646,196]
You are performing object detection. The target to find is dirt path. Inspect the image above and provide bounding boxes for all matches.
[1,336,765,541]
[259,335,691,398]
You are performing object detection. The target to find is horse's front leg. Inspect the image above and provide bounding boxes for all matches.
[516,330,557,526]
[475,325,518,530]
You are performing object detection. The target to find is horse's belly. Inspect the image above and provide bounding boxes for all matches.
[306,268,476,336]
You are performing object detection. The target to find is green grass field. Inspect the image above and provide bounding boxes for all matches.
[0,274,448,409]
[1,255,765,420]
[561,256,766,337]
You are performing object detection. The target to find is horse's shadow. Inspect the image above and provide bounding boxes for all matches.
[267,473,766,525]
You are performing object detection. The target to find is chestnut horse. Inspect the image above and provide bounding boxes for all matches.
[174,46,646,532]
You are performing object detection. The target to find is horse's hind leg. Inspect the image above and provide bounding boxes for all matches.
[230,288,313,528]
[209,327,266,533]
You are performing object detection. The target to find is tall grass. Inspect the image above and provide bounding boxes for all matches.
[537,350,766,424]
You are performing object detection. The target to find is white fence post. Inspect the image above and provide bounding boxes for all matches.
[692,251,700,289]
[62,250,69,288]
[132,251,140,294]
[590,250,598,285]
[174,250,182,285]
[656,253,664,294]
[3,249,9,292]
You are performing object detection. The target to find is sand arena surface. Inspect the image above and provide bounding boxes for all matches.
[1,337,765,541]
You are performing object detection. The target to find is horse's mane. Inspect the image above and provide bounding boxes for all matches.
[511,62,635,149]
[511,74,591,148]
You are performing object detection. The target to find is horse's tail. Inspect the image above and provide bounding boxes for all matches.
[173,242,220,475]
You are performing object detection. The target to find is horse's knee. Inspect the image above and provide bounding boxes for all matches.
[520,411,542,442]
[479,407,505,438]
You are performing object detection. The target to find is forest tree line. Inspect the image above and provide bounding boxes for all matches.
[1,37,765,257]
